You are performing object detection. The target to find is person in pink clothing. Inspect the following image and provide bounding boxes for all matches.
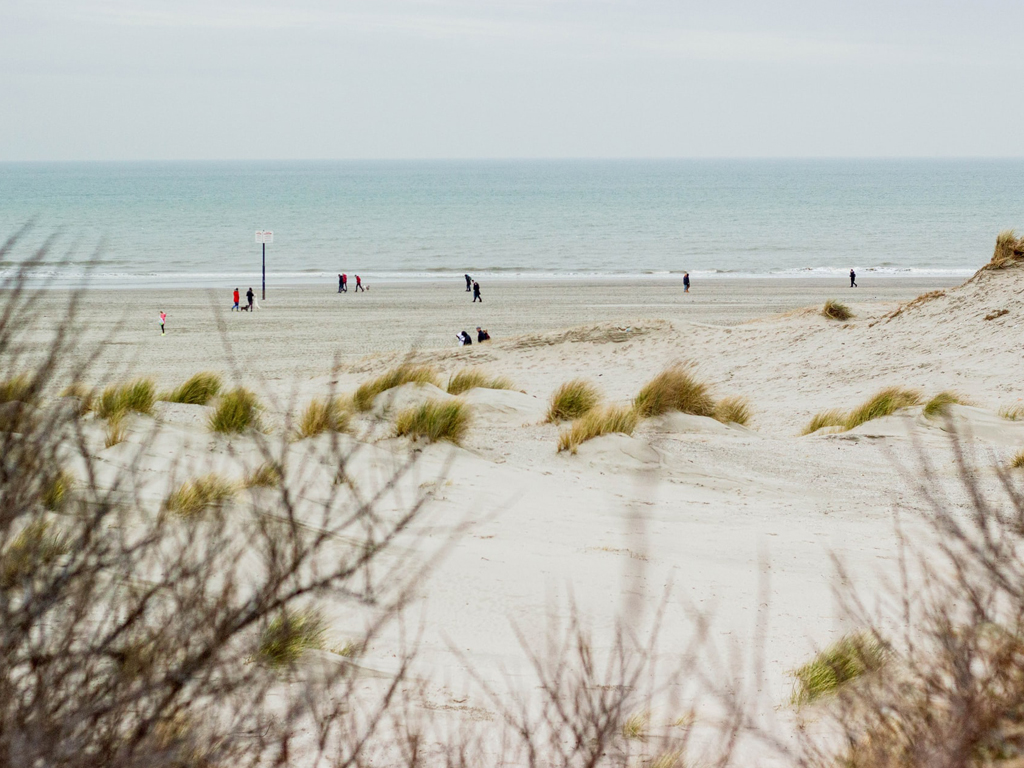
[159,311,166,336]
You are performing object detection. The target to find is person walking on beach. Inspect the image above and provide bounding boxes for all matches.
[354,275,364,292]
[246,287,255,311]
[683,272,690,293]
[232,288,240,311]
[465,274,472,292]
[850,269,857,288]
[472,281,481,302]
[159,311,166,336]
[338,274,344,293]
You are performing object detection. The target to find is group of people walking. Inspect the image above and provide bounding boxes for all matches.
[231,287,257,311]
[337,273,364,292]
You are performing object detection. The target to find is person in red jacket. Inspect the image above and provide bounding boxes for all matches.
[232,288,240,310]
[354,275,364,292]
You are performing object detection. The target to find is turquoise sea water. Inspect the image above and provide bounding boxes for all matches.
[1,160,1022,287]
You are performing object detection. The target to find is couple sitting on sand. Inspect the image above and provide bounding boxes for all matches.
[457,327,491,346]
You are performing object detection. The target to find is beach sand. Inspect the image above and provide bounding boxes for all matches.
[31,276,960,384]
[10,269,1024,762]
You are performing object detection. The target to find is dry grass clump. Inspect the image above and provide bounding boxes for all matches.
[394,400,471,445]
[96,379,155,419]
[0,520,69,590]
[547,379,601,422]
[42,469,74,511]
[714,396,751,426]
[557,405,638,454]
[1009,450,1024,469]
[60,382,94,413]
[621,710,650,740]
[1000,404,1024,421]
[791,632,888,706]
[446,368,513,395]
[353,365,439,411]
[844,387,922,431]
[923,390,968,418]
[257,610,327,668]
[633,364,715,419]
[244,462,281,489]
[802,409,848,435]
[209,387,261,434]
[984,229,1024,270]
[163,474,238,518]
[161,371,222,405]
[295,396,351,440]
[822,299,854,321]
[104,414,127,448]
[0,373,34,404]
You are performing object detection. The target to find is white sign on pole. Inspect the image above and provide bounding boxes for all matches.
[255,231,274,244]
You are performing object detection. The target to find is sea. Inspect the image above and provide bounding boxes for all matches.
[1,159,1021,288]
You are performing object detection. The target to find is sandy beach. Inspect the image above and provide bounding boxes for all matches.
[7,266,1024,762]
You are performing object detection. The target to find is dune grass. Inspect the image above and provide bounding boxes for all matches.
[96,379,155,419]
[257,610,326,668]
[986,229,1024,270]
[208,387,261,434]
[547,379,601,423]
[161,372,222,406]
[394,400,471,445]
[802,409,848,436]
[1009,450,1024,470]
[621,711,650,741]
[557,405,638,454]
[633,364,715,419]
[445,368,513,396]
[1000,404,1024,422]
[714,396,751,426]
[844,387,922,431]
[923,391,968,418]
[0,520,69,590]
[0,373,34,404]
[59,383,94,413]
[244,462,281,489]
[791,632,888,706]
[163,474,238,519]
[822,299,854,321]
[295,396,351,440]
[42,469,74,511]
[353,365,439,411]
[649,751,683,768]
[105,415,127,448]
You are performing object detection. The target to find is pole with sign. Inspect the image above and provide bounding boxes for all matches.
[255,231,273,300]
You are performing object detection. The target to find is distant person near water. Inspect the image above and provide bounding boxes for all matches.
[476,327,490,342]
[232,288,240,311]
[338,273,345,293]
[850,269,857,288]
[465,274,472,292]
[472,281,481,302]
[683,272,690,293]
[159,311,166,336]
[355,275,364,292]
[246,287,255,310]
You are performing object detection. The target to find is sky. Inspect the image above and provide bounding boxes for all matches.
[2,0,1023,160]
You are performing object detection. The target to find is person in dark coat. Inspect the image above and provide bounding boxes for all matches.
[472,281,481,302]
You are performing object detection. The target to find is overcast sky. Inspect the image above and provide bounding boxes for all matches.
[3,0,1023,160]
